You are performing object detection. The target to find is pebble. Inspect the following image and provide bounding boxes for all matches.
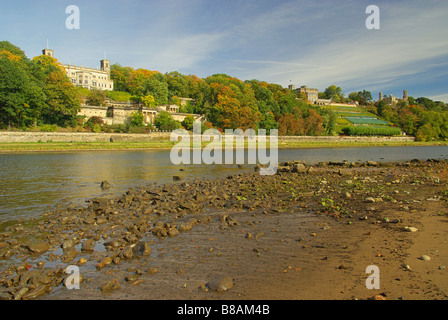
[404,226,418,232]
[419,255,431,261]
[101,279,121,292]
[207,275,234,292]
[125,274,139,282]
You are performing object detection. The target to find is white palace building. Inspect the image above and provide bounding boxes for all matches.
[42,48,114,91]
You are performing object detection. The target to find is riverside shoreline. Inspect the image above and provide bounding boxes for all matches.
[0,159,447,300]
[1,130,441,153]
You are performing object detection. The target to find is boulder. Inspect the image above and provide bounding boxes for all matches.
[24,242,50,255]
[100,180,112,190]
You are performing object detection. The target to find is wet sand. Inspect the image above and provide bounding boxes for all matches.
[1,160,447,300]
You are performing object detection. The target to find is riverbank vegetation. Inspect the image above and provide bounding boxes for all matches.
[0,139,446,153]
[1,41,447,142]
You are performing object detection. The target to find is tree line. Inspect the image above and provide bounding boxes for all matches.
[110,65,338,135]
[0,41,80,129]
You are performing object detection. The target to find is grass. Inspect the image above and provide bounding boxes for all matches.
[0,139,446,153]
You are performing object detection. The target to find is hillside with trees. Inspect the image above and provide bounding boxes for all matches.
[1,41,447,140]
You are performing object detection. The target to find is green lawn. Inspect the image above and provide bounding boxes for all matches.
[0,139,446,153]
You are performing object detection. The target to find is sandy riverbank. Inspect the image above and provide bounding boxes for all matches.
[0,159,447,300]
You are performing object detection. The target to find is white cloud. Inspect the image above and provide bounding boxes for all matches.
[226,1,448,94]
[428,93,448,103]
[133,31,226,73]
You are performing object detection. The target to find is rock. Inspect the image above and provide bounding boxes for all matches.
[22,285,51,300]
[277,165,292,173]
[13,287,29,300]
[365,197,376,203]
[24,242,50,255]
[0,291,11,300]
[61,249,78,263]
[220,215,239,228]
[338,169,350,176]
[329,161,347,166]
[101,257,113,266]
[132,241,151,256]
[62,239,76,250]
[147,267,159,274]
[173,176,183,181]
[178,222,193,232]
[100,180,112,190]
[345,192,352,199]
[120,246,134,260]
[419,255,431,261]
[125,274,139,282]
[83,216,96,224]
[293,163,307,173]
[101,279,121,292]
[207,275,234,292]
[404,226,419,233]
[81,239,95,252]
[104,239,124,250]
[95,216,108,225]
[306,166,316,174]
[168,227,179,237]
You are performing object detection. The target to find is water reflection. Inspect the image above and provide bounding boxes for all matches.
[0,146,447,221]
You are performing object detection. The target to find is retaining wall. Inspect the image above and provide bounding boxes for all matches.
[0,131,415,143]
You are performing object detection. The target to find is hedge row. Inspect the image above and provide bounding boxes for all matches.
[341,126,402,136]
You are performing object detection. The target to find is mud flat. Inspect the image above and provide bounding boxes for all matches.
[0,159,447,300]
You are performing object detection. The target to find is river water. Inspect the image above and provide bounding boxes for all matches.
[0,146,447,221]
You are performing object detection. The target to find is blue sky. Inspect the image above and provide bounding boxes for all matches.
[1,0,448,102]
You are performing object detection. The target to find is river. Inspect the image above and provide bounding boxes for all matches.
[0,145,447,221]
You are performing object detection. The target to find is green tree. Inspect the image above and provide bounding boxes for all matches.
[129,111,144,127]
[0,47,46,128]
[181,114,195,130]
[323,85,343,102]
[32,54,80,126]
[154,111,182,130]
[110,64,132,92]
[258,111,278,134]
[142,73,168,105]
[141,94,156,108]
[88,88,106,106]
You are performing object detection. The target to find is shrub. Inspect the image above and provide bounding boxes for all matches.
[154,111,182,131]
[128,111,144,128]
[341,126,402,136]
[92,124,102,133]
[40,124,58,132]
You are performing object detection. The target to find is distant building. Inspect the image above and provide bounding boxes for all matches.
[296,85,319,104]
[402,89,408,102]
[78,99,204,126]
[378,89,408,106]
[381,94,398,106]
[42,48,114,91]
